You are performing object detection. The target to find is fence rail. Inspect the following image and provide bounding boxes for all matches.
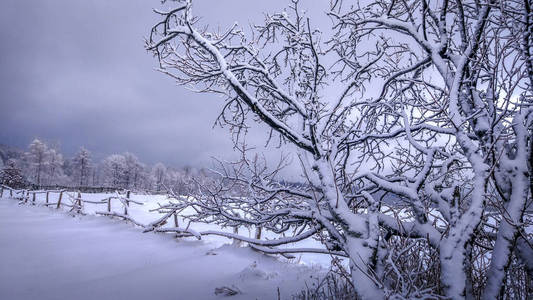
[26,185,169,195]
[1,184,143,216]
[0,185,256,249]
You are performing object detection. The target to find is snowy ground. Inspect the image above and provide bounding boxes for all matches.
[0,193,327,300]
[11,191,333,267]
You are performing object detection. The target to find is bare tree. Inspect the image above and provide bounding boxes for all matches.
[72,147,92,187]
[123,152,145,190]
[45,148,64,186]
[329,0,532,298]
[151,162,168,191]
[24,139,48,186]
[101,154,127,189]
[147,0,532,298]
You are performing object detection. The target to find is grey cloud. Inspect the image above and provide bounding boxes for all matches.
[0,0,305,177]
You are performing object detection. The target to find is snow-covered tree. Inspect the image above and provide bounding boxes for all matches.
[90,167,101,187]
[101,154,127,188]
[123,152,145,190]
[24,139,49,186]
[72,147,92,186]
[45,148,64,186]
[0,159,27,189]
[151,162,168,191]
[22,139,65,186]
[147,0,532,298]
[100,153,147,190]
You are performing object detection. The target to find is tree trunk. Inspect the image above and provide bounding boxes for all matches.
[232,226,241,246]
[346,237,384,300]
[483,169,529,299]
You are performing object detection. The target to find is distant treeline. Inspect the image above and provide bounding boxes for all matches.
[0,139,206,193]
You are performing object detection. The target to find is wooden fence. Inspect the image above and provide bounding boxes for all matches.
[0,185,144,224]
[0,185,233,245]
[29,185,138,194]
[0,184,189,233]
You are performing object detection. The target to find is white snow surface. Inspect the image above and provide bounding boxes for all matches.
[0,193,326,300]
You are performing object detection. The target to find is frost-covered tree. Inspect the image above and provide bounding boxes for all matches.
[90,167,101,187]
[151,162,168,191]
[0,159,27,189]
[100,153,146,190]
[101,154,127,188]
[23,139,65,186]
[72,147,92,186]
[24,139,49,186]
[45,148,64,186]
[147,0,532,299]
[123,152,145,190]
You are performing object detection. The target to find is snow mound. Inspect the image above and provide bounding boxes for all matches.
[237,261,278,280]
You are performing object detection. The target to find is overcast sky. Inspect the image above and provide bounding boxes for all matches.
[0,0,308,171]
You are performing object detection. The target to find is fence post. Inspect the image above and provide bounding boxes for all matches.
[46,191,49,204]
[77,191,82,213]
[173,212,179,227]
[10,188,13,197]
[56,191,63,209]
[107,198,111,212]
[32,192,36,204]
[124,190,130,216]
[0,186,3,198]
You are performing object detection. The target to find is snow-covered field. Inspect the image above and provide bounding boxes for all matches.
[0,192,327,300]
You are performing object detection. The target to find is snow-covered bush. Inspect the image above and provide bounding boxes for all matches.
[0,159,28,189]
[292,271,355,300]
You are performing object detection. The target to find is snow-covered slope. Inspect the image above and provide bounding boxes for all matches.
[0,197,324,300]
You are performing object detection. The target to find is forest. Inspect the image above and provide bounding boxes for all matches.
[0,139,201,193]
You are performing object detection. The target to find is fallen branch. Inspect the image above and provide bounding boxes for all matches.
[95,211,146,228]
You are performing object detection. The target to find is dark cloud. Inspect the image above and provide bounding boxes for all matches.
[0,0,293,170]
